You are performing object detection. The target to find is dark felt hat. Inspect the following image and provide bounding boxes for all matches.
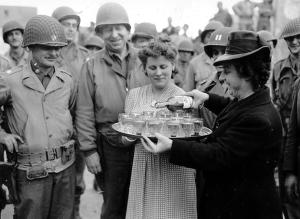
[214,30,270,66]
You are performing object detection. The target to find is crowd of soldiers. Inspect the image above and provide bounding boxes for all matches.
[0,0,299,219]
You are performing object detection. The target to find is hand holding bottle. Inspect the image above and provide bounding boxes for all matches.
[183,89,209,109]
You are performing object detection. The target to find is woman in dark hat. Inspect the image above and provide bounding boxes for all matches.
[141,30,283,219]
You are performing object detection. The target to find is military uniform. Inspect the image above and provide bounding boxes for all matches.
[4,49,30,69]
[58,42,89,81]
[0,63,77,219]
[0,15,77,219]
[76,43,146,218]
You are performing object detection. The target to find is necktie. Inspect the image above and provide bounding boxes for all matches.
[42,74,51,89]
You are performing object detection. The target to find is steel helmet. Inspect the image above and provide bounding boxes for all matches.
[52,6,80,26]
[2,20,24,43]
[204,27,233,57]
[131,22,157,42]
[177,40,194,53]
[22,15,67,47]
[95,2,130,33]
[201,20,224,43]
[280,17,300,39]
[84,35,104,49]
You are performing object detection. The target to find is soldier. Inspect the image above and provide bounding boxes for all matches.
[131,22,158,49]
[199,27,233,129]
[173,39,194,88]
[0,15,77,219]
[52,7,89,219]
[232,0,257,31]
[273,17,300,219]
[75,2,148,218]
[84,35,104,54]
[162,16,176,36]
[183,20,224,92]
[2,20,29,69]
[211,1,233,27]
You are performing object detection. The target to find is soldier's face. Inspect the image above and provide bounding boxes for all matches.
[133,37,152,49]
[31,45,61,68]
[285,34,300,56]
[99,24,130,54]
[178,51,193,62]
[61,18,78,42]
[211,46,226,61]
[7,30,23,48]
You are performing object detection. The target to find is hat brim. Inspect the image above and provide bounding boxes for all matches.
[23,42,67,48]
[213,46,270,66]
[131,33,153,42]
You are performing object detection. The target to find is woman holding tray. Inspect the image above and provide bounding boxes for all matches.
[124,38,197,218]
[142,31,283,219]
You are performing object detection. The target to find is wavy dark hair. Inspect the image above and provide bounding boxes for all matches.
[227,51,271,90]
[138,36,177,70]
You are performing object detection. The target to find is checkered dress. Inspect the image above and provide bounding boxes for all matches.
[125,84,197,219]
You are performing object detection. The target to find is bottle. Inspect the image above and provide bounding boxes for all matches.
[152,96,193,112]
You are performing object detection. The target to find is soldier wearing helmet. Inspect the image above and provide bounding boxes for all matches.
[2,20,29,69]
[197,27,234,129]
[0,15,77,219]
[275,17,300,219]
[173,39,194,87]
[84,35,104,54]
[75,3,149,219]
[52,6,89,80]
[183,21,224,93]
[131,22,158,49]
[52,6,89,219]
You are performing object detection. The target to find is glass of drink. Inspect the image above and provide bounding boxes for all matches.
[167,120,181,137]
[142,111,155,121]
[193,118,203,136]
[181,119,194,137]
[122,116,135,134]
[147,120,163,136]
[118,113,130,130]
[133,120,146,135]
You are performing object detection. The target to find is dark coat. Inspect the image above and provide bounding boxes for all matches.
[170,87,283,219]
[283,78,300,178]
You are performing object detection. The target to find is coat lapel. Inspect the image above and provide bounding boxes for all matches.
[22,65,45,93]
[44,67,65,95]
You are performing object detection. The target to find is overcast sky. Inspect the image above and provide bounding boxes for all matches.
[2,0,263,37]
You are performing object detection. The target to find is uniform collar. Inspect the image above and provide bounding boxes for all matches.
[22,64,66,93]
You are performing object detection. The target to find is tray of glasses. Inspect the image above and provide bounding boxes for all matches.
[111,122,212,140]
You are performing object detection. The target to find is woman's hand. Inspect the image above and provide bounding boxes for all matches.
[141,133,173,154]
[285,174,299,202]
[0,133,23,153]
[184,89,209,109]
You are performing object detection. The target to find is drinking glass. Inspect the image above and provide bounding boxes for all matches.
[133,120,146,135]
[193,118,203,136]
[147,120,163,136]
[181,119,194,137]
[167,120,181,137]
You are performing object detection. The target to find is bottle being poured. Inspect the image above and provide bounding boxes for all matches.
[151,96,193,112]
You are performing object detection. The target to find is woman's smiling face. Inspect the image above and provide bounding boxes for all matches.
[146,56,173,90]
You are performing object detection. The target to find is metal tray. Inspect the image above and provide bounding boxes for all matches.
[111,123,212,140]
